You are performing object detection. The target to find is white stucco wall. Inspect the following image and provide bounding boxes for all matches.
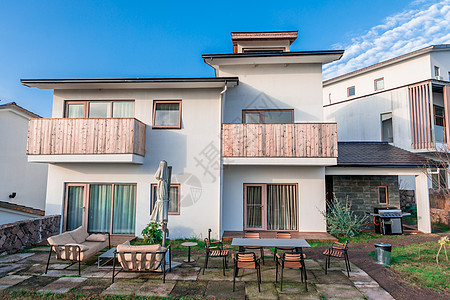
[222,165,327,232]
[45,88,223,239]
[0,109,47,216]
[430,51,450,81]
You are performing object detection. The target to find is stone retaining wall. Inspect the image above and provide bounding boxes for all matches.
[0,215,61,255]
[399,190,415,209]
[430,208,450,225]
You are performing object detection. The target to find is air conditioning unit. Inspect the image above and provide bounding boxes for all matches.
[435,75,443,80]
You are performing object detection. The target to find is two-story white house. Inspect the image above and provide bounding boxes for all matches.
[21,31,434,242]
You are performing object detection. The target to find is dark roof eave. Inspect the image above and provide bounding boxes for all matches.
[21,77,239,85]
[202,50,344,59]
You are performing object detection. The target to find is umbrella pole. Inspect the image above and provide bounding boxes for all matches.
[162,222,167,247]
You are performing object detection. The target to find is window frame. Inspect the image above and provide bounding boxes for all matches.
[347,86,356,97]
[434,66,440,77]
[63,182,137,235]
[64,100,135,118]
[378,186,389,205]
[380,112,393,143]
[243,183,298,231]
[242,109,294,124]
[242,47,285,53]
[152,100,182,129]
[151,183,181,215]
[374,78,384,91]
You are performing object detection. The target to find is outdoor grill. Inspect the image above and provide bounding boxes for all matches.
[368,207,411,235]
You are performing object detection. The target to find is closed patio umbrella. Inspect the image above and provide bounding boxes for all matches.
[150,160,170,246]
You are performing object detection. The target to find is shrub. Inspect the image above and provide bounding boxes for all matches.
[321,195,368,238]
[141,222,163,244]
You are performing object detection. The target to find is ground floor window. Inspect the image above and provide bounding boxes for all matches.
[65,183,136,234]
[378,186,388,205]
[151,184,180,215]
[431,169,447,189]
[244,183,297,231]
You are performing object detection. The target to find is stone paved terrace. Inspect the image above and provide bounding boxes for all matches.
[0,246,394,299]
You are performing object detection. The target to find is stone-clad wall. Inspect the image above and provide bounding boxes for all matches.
[0,215,61,255]
[332,175,400,220]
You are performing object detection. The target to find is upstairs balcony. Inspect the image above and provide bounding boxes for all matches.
[222,123,338,165]
[27,118,146,164]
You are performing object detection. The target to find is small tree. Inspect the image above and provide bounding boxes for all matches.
[141,222,163,245]
[321,195,368,238]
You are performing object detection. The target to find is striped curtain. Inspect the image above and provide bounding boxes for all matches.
[88,184,112,232]
[112,185,136,234]
[66,186,84,231]
[267,185,297,230]
[246,186,262,228]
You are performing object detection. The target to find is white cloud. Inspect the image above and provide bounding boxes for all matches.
[324,0,450,79]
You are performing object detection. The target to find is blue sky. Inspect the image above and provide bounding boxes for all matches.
[0,0,448,117]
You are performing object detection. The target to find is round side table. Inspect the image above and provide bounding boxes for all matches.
[181,241,198,263]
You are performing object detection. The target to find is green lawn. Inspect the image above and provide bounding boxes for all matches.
[371,241,449,293]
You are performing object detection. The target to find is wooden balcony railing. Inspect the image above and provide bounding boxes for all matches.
[27,118,146,156]
[222,123,338,158]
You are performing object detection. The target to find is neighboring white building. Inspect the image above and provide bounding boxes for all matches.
[323,45,450,190]
[0,102,48,224]
[21,31,434,241]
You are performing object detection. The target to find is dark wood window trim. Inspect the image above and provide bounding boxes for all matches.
[378,186,388,205]
[374,78,384,91]
[242,109,294,123]
[152,100,182,129]
[151,183,181,215]
[347,86,356,97]
[243,183,298,231]
[63,182,137,234]
[64,100,135,118]
[242,47,285,53]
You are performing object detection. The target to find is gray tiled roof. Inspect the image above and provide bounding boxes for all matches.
[337,142,442,168]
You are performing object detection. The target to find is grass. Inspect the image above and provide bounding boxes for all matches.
[432,222,450,233]
[370,241,449,293]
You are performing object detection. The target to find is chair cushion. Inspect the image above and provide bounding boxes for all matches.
[86,234,107,242]
[116,244,167,271]
[69,226,89,244]
[66,243,89,252]
[47,232,77,246]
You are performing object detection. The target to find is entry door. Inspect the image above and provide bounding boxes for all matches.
[65,184,87,231]
[244,184,266,229]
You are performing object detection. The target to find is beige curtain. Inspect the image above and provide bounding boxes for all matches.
[246,186,262,228]
[267,185,297,230]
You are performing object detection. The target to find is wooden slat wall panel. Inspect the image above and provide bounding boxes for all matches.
[27,118,146,157]
[222,123,338,158]
[444,86,450,149]
[409,82,433,150]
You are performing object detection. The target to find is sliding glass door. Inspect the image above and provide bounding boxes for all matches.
[65,183,136,234]
[244,184,297,231]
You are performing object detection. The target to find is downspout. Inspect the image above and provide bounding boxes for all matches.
[218,83,227,240]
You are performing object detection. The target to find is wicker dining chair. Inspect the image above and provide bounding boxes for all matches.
[275,252,308,291]
[244,231,265,264]
[203,236,229,275]
[233,252,261,292]
[323,240,351,276]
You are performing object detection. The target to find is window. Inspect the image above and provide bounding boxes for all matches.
[374,78,384,91]
[151,184,180,215]
[434,66,440,77]
[242,109,293,123]
[448,72,450,81]
[65,101,134,118]
[64,183,136,234]
[431,169,447,189]
[244,183,297,230]
[434,105,445,143]
[378,186,388,205]
[381,113,393,143]
[152,100,182,129]
[242,48,285,53]
[347,86,355,97]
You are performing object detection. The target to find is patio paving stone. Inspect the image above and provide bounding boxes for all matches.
[311,270,353,284]
[134,279,176,297]
[0,264,25,276]
[165,266,200,280]
[38,276,87,294]
[198,267,233,281]
[204,280,245,299]
[357,286,394,300]
[0,275,31,289]
[0,253,34,263]
[101,278,146,295]
[276,282,321,299]
[304,259,324,270]
[170,280,208,298]
[80,265,110,278]
[68,278,112,295]
[315,283,365,299]
[7,275,57,292]
[245,282,278,300]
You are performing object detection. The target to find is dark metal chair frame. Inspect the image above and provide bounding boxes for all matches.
[323,240,351,276]
[273,232,295,261]
[244,231,265,265]
[203,237,229,276]
[45,231,111,276]
[233,252,261,292]
[112,245,171,283]
[275,251,308,291]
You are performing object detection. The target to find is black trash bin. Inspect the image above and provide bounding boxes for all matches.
[374,243,392,265]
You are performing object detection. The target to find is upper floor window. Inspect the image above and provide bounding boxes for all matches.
[381,112,393,143]
[152,100,182,129]
[374,78,384,91]
[242,109,293,123]
[242,48,285,53]
[434,105,445,143]
[65,100,134,118]
[448,72,450,81]
[347,86,355,97]
[431,169,447,189]
[435,66,440,77]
